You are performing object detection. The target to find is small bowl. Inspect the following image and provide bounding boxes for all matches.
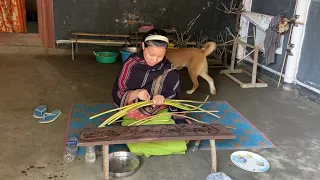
[109,151,140,177]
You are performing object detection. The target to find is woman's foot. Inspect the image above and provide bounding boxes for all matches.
[185,119,192,124]
[173,113,192,124]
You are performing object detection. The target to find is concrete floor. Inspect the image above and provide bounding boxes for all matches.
[1,49,320,180]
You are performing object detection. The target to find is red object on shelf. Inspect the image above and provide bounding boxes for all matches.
[140,25,154,30]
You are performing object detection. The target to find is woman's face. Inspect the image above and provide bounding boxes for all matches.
[142,42,166,66]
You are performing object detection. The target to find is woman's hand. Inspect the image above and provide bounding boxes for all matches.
[137,89,150,101]
[152,95,165,106]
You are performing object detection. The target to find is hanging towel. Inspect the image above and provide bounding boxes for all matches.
[264,15,282,65]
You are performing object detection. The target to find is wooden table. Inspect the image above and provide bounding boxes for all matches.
[79,123,236,180]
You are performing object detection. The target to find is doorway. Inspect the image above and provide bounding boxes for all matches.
[0,0,54,48]
[26,0,38,33]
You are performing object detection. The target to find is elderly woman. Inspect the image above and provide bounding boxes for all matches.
[112,29,187,157]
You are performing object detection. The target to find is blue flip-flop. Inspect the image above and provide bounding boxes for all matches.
[39,110,61,124]
[33,105,47,118]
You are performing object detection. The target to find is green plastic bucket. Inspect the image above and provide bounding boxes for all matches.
[94,52,118,64]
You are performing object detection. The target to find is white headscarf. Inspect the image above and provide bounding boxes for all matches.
[144,35,169,44]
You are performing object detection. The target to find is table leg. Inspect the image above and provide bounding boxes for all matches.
[102,145,109,180]
[210,140,217,173]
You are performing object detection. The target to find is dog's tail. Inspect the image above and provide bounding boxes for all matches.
[202,42,217,57]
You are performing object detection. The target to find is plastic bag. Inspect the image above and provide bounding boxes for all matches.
[206,172,233,180]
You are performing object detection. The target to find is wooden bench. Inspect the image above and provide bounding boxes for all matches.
[79,123,236,180]
[70,32,131,60]
[131,29,177,47]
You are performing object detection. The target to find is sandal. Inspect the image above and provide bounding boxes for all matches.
[39,110,61,124]
[33,105,47,118]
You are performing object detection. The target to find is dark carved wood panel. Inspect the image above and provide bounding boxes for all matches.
[79,124,236,146]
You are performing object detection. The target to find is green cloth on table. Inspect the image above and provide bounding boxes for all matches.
[121,109,187,158]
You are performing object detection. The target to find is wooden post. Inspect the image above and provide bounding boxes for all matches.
[235,13,240,34]
[125,37,128,47]
[103,145,109,180]
[71,42,74,60]
[135,32,138,47]
[278,23,294,87]
[230,37,238,71]
[251,46,259,84]
[224,32,228,66]
[210,140,217,173]
[76,35,78,53]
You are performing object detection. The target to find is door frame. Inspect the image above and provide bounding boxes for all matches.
[37,0,55,48]
[0,0,55,48]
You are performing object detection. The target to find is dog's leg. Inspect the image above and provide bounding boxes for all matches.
[200,68,216,95]
[200,73,216,95]
[186,70,199,95]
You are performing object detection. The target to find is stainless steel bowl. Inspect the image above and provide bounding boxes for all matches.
[121,47,140,53]
[109,151,140,177]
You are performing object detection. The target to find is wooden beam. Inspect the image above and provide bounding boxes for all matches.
[242,70,265,83]
[136,29,177,34]
[209,65,229,69]
[72,32,130,38]
[237,39,255,49]
[220,69,243,74]
[237,0,253,59]
[223,72,244,86]
[241,83,268,88]
[70,38,131,45]
[230,37,238,70]
[78,124,235,146]
[237,49,255,63]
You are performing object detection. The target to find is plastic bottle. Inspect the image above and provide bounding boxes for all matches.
[191,140,200,151]
[85,146,96,163]
[63,136,79,163]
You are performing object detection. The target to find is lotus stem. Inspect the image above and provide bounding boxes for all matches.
[171,113,209,124]
[90,100,150,119]
[127,112,172,126]
[92,96,209,119]
[102,102,154,126]
[175,110,219,113]
[96,95,217,127]
[181,103,220,118]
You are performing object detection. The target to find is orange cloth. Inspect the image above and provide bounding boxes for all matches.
[0,0,26,33]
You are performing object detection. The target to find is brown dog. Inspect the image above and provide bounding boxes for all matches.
[166,42,217,95]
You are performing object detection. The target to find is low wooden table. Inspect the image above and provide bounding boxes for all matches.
[79,124,236,180]
[70,32,131,60]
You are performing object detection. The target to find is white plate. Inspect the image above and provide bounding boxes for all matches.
[230,151,270,172]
